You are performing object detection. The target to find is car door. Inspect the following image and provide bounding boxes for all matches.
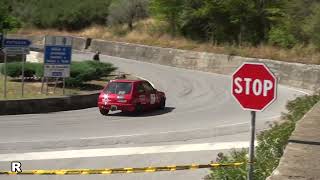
[136,82,148,106]
[142,81,156,108]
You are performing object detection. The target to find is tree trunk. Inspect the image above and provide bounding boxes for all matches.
[128,21,133,31]
[238,23,244,47]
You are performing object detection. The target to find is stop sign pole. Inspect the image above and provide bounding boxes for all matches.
[231,62,277,180]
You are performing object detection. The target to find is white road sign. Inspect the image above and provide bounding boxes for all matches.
[4,47,30,55]
[44,65,70,78]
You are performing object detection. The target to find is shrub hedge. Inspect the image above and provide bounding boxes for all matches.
[207,93,320,180]
[0,62,43,77]
[0,61,117,87]
[66,61,117,87]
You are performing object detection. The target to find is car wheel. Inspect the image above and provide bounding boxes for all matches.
[99,108,109,116]
[159,98,166,110]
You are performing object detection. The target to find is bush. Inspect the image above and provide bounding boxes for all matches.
[268,26,297,48]
[0,62,42,77]
[66,61,117,87]
[206,149,248,180]
[1,61,117,87]
[207,93,320,180]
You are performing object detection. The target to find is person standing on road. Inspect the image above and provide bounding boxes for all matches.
[93,51,100,61]
[216,152,225,162]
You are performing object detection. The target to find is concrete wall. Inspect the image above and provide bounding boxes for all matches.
[267,101,320,180]
[7,35,320,91]
[7,34,87,51]
[70,36,87,51]
[26,51,43,63]
[0,93,99,115]
[90,39,320,91]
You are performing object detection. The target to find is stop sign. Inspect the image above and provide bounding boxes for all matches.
[232,62,277,111]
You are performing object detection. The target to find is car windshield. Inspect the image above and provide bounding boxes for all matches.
[104,82,132,95]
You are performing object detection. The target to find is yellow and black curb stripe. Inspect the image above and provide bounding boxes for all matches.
[0,162,243,175]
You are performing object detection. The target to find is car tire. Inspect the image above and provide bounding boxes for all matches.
[159,98,166,110]
[99,108,109,116]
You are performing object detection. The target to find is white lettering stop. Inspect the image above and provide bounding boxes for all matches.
[234,77,273,96]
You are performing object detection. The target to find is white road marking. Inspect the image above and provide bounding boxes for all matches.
[0,141,254,161]
[282,86,311,95]
[1,122,250,144]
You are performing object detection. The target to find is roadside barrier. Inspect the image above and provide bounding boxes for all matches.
[0,162,243,175]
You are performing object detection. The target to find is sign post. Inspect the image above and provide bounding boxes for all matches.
[0,33,3,49]
[3,38,31,98]
[248,110,256,180]
[231,62,277,180]
[1,32,4,98]
[21,54,25,97]
[44,36,72,95]
[3,52,7,99]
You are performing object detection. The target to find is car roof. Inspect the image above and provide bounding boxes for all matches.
[110,79,145,83]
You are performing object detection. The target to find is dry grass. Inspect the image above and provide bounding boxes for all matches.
[17,19,320,65]
[0,76,111,100]
[0,77,79,100]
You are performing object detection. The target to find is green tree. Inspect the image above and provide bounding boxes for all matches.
[225,0,257,45]
[180,0,232,43]
[284,0,319,43]
[0,0,21,32]
[303,4,320,48]
[108,0,149,31]
[150,0,184,36]
[179,0,207,41]
[9,0,111,30]
[179,0,286,45]
[268,24,297,48]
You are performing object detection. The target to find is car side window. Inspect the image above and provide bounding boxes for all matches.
[142,82,155,92]
[136,83,145,94]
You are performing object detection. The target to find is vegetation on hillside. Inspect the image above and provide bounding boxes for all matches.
[206,93,320,180]
[0,0,21,32]
[3,0,320,64]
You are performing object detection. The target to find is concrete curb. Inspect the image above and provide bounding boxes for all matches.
[0,92,99,115]
[267,101,320,180]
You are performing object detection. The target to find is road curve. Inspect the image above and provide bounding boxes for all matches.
[0,52,307,152]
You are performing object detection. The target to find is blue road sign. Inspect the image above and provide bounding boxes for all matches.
[44,46,72,65]
[4,39,31,47]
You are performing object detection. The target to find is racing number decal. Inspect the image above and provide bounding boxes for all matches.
[139,95,147,104]
[103,94,109,105]
[150,94,156,104]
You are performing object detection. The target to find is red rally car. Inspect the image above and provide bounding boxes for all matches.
[98,79,166,115]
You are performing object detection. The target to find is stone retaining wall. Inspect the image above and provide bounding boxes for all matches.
[6,34,87,51]
[89,39,320,91]
[8,34,319,91]
[0,92,99,115]
[267,101,320,180]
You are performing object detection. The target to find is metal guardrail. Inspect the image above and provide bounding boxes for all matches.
[0,162,243,175]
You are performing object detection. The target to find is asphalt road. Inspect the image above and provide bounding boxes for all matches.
[0,51,308,180]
